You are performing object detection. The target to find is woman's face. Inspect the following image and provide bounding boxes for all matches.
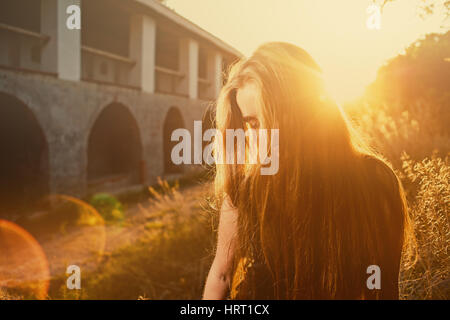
[236,82,262,165]
[236,82,261,130]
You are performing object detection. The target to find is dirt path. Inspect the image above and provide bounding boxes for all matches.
[32,183,211,278]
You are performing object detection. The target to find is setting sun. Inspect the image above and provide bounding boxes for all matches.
[0,0,448,306]
[166,0,447,104]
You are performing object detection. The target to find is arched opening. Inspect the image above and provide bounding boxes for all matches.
[163,107,185,174]
[87,103,142,190]
[0,93,49,215]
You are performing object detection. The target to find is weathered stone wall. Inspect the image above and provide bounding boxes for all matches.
[0,69,209,197]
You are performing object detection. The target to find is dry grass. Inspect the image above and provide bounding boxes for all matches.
[0,288,23,300]
[2,101,447,300]
[399,154,449,299]
[347,100,449,299]
[45,100,447,300]
[45,179,218,300]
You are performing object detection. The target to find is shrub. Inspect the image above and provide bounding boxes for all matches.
[347,100,449,299]
[49,180,216,300]
[399,153,450,299]
[89,193,124,223]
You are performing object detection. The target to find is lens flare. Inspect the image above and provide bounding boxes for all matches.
[32,194,107,279]
[0,219,50,299]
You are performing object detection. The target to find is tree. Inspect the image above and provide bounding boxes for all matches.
[367,31,450,103]
[376,0,449,19]
[364,31,450,136]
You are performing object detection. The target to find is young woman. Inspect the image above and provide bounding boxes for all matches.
[203,42,413,300]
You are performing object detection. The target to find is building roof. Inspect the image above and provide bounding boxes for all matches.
[134,0,244,58]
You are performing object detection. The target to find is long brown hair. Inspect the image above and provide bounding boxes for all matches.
[214,42,413,299]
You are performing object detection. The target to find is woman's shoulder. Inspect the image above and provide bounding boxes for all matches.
[360,154,401,193]
[359,154,408,255]
[359,153,407,226]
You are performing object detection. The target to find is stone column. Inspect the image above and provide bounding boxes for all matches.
[207,50,223,98]
[129,14,156,93]
[41,0,81,81]
[178,38,199,99]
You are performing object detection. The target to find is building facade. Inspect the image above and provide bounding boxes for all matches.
[0,0,241,211]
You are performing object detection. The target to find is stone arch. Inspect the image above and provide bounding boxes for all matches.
[163,106,185,174]
[87,102,143,190]
[0,92,49,215]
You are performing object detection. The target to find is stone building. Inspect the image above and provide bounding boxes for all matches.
[0,0,241,212]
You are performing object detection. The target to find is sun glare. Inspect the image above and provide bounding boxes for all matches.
[167,0,447,105]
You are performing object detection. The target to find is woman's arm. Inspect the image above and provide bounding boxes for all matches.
[202,196,238,300]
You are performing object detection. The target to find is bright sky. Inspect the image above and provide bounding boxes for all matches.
[165,0,447,104]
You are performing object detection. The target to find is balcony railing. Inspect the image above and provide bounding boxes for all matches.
[0,23,49,73]
[0,22,223,99]
[155,65,185,96]
[81,45,136,88]
[198,77,213,100]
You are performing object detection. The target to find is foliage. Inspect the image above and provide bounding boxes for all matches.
[379,0,450,19]
[50,180,216,300]
[366,31,450,106]
[399,154,449,299]
[89,193,124,223]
